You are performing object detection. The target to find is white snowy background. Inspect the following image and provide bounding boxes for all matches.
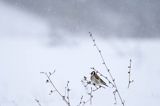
[0,0,160,106]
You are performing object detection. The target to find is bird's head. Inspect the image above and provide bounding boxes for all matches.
[91,71,96,75]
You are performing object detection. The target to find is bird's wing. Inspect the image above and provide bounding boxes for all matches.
[100,78,106,85]
[94,73,100,80]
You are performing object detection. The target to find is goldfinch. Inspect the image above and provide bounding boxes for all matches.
[90,71,108,87]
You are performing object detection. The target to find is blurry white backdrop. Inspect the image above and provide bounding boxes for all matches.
[0,1,160,106]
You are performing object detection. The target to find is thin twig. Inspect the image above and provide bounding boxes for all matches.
[77,95,91,106]
[128,59,134,88]
[49,89,56,95]
[89,87,93,105]
[81,74,104,106]
[35,99,42,106]
[77,96,83,106]
[41,72,70,106]
[81,76,92,88]
[66,81,71,105]
[89,32,125,106]
[113,90,117,104]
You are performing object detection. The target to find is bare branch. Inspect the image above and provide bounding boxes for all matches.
[88,87,93,105]
[80,74,105,106]
[66,81,71,105]
[41,72,70,106]
[128,59,134,88]
[89,32,125,106]
[77,96,83,106]
[35,99,42,106]
[39,33,132,106]
[113,89,117,104]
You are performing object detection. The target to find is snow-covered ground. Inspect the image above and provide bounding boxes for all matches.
[0,2,160,106]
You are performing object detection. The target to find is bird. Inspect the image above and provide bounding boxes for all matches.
[90,71,108,87]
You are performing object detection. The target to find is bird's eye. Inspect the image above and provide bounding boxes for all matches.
[91,71,94,75]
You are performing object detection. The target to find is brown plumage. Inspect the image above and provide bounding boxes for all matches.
[90,71,108,87]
